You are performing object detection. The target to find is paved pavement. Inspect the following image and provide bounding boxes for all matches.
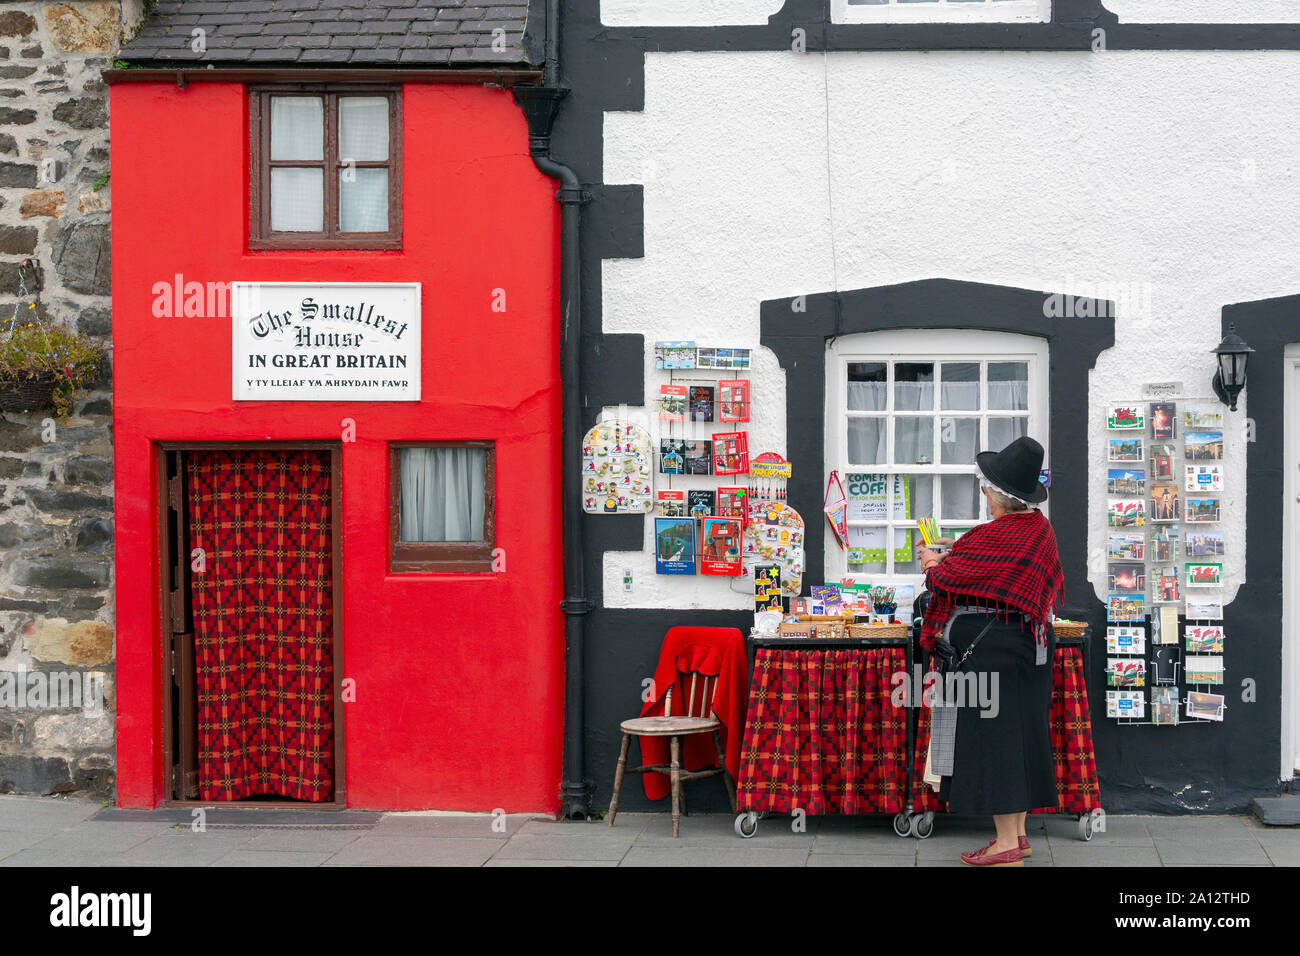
[0,795,1296,865]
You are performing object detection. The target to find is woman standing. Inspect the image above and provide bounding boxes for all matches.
[915,436,1064,867]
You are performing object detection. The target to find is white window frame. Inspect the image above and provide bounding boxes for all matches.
[825,328,1049,589]
[832,0,1051,24]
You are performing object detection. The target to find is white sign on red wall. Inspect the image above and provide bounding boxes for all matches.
[232,281,421,402]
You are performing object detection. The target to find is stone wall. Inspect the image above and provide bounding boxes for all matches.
[0,1,140,797]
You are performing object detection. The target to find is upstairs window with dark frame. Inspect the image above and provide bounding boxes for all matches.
[250,88,402,250]
[390,442,496,573]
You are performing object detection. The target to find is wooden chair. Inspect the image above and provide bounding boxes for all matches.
[606,656,738,837]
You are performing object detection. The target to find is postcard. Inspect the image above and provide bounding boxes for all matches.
[1154,605,1180,644]
[1109,437,1145,462]
[1149,483,1180,522]
[683,439,712,476]
[654,517,697,575]
[1184,530,1224,558]
[1107,467,1146,496]
[1151,646,1181,685]
[1150,524,1177,562]
[1106,625,1146,655]
[699,517,745,576]
[716,485,749,521]
[1185,431,1224,461]
[1184,463,1223,493]
[1151,687,1180,725]
[657,384,686,421]
[1108,405,1145,430]
[656,489,686,517]
[1108,592,1146,622]
[687,489,715,518]
[1108,499,1146,528]
[1107,657,1147,687]
[1107,690,1146,719]
[688,385,715,423]
[1186,593,1224,620]
[1108,533,1145,561]
[1185,625,1225,653]
[1184,404,1224,432]
[696,347,752,371]
[1186,562,1223,588]
[1108,563,1145,593]
[711,431,749,476]
[1185,496,1221,524]
[1153,566,1180,603]
[1149,442,1176,480]
[1186,691,1225,722]
[718,380,750,423]
[1150,402,1176,440]
[659,438,686,475]
[1185,654,1224,684]
[654,341,696,370]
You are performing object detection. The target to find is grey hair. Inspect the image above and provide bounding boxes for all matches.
[980,479,1031,512]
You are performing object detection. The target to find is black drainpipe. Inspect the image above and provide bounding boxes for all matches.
[514,0,593,820]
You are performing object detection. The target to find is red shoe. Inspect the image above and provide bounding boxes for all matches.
[988,836,1032,858]
[962,843,1024,866]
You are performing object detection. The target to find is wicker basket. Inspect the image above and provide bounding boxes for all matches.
[1052,619,1088,638]
[778,620,847,639]
[0,375,57,413]
[848,622,908,639]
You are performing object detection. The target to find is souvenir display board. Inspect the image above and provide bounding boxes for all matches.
[1102,396,1228,724]
[742,501,805,595]
[582,420,653,514]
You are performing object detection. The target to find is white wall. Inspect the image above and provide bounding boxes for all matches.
[601,0,784,27]
[1103,1,1300,23]
[600,48,1300,609]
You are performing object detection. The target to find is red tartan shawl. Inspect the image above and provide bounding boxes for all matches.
[920,509,1064,651]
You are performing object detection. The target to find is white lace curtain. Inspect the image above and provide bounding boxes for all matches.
[399,447,485,542]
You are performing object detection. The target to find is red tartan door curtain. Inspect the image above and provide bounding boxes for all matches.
[184,449,337,802]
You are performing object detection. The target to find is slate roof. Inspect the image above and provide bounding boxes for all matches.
[118,0,541,67]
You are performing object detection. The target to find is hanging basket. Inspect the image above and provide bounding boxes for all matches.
[0,373,58,413]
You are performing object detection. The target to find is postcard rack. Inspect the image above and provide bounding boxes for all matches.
[1109,614,1227,726]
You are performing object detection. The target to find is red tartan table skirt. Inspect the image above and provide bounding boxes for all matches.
[737,645,1101,816]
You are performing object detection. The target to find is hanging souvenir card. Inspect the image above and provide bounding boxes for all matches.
[718,380,750,423]
[655,341,696,370]
[1185,655,1224,684]
[1107,405,1145,430]
[1107,533,1144,561]
[1185,530,1224,558]
[1185,497,1221,523]
[696,347,751,370]
[688,386,714,422]
[582,420,653,514]
[824,470,848,550]
[1108,437,1144,463]
[1153,566,1179,603]
[1150,524,1177,562]
[1184,464,1223,493]
[1106,691,1146,719]
[1186,691,1225,721]
[1107,658,1147,687]
[654,517,697,575]
[1151,687,1180,724]
[1107,593,1145,622]
[699,517,744,576]
[656,490,686,517]
[658,384,686,421]
[743,500,805,595]
[1185,432,1223,461]
[684,440,712,476]
[1149,483,1179,522]
[659,439,685,475]
[1186,594,1223,620]
[712,431,749,475]
[1107,468,1145,496]
[1107,564,1145,593]
[687,489,715,519]
[748,452,792,507]
[1107,499,1145,528]
[716,485,749,522]
[1184,404,1223,431]
[1150,402,1176,440]
[1185,624,1225,653]
[1186,562,1222,588]
[1106,625,1146,655]
[1149,443,1175,480]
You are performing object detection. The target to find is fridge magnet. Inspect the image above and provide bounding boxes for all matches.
[743,500,805,595]
[1108,533,1145,561]
[696,347,751,370]
[1185,530,1224,558]
[1108,499,1146,528]
[1186,562,1223,587]
[1184,463,1223,493]
[754,564,784,613]
[659,439,685,475]
[654,517,697,575]
[684,440,712,476]
[1106,625,1146,655]
[1106,690,1146,719]
[1185,431,1224,461]
[657,384,686,421]
[1149,443,1176,481]
[824,470,848,549]
[699,517,744,576]
[1185,624,1225,653]
[688,385,715,422]
[718,380,751,423]
[1151,645,1181,685]
[1186,691,1226,721]
[1185,497,1221,523]
[654,341,696,370]
[1184,404,1224,432]
[1108,437,1144,462]
[1107,467,1145,495]
[1107,405,1145,430]
[1107,658,1147,687]
[1150,402,1177,440]
[1185,655,1224,685]
[1149,483,1180,522]
[1151,524,1177,562]
[1108,563,1146,593]
[1153,566,1180,603]
[1186,594,1224,620]
[687,489,716,519]
[1108,593,1145,622]
[1151,687,1180,725]
[656,489,686,517]
[716,485,749,522]
[581,420,654,514]
[712,431,750,475]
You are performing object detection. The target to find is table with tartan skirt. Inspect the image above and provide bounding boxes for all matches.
[737,643,1100,816]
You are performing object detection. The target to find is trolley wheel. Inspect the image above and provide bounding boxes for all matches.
[892,813,912,838]
[1078,814,1094,842]
[735,812,760,839]
[910,811,935,839]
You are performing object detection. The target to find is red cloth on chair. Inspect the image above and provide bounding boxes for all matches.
[638,626,748,801]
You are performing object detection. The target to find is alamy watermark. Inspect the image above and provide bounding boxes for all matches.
[0,670,105,714]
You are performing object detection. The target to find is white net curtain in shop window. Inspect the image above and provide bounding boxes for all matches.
[399,447,486,543]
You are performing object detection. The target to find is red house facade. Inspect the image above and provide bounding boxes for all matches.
[108,3,564,811]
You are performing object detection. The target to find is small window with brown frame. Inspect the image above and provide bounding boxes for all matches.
[250,86,402,250]
[390,442,496,572]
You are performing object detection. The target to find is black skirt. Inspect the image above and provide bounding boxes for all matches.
[937,614,1057,815]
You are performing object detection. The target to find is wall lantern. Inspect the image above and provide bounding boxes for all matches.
[1211,324,1254,412]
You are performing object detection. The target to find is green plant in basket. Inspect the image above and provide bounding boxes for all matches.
[1,303,106,419]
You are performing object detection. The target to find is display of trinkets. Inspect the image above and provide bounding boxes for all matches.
[581,420,653,514]
[742,500,804,595]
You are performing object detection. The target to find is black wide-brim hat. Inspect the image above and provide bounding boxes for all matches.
[976,436,1048,504]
